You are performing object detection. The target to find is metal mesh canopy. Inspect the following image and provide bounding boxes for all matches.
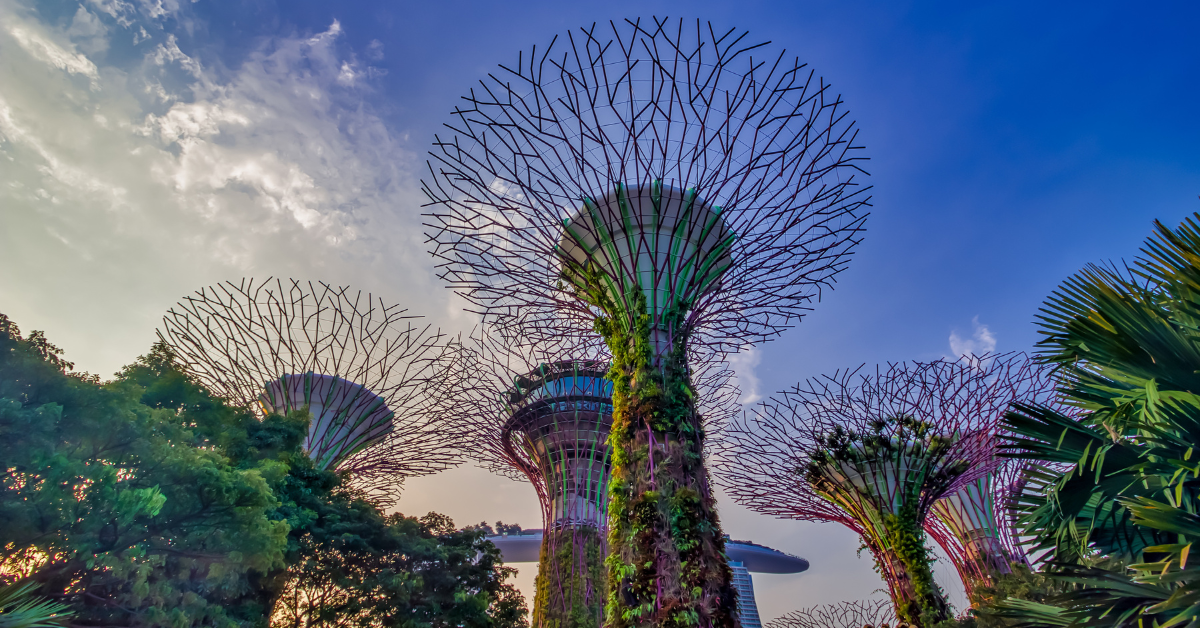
[717,354,1053,530]
[158,278,459,490]
[767,600,896,628]
[423,17,871,352]
[925,461,1030,594]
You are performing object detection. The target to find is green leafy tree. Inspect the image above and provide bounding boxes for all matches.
[993,213,1200,626]
[0,315,289,628]
[1,320,527,628]
[116,343,530,628]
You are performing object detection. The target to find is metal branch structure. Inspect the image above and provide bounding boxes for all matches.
[924,459,1034,599]
[922,363,1061,600]
[717,354,1049,627]
[437,327,741,628]
[158,278,459,500]
[423,17,869,628]
[767,600,897,628]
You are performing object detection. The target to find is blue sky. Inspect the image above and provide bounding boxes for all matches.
[3,0,1198,618]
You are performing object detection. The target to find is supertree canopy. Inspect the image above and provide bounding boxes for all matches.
[923,364,1060,600]
[158,278,459,498]
[423,17,869,628]
[717,354,1047,627]
[767,600,897,628]
[438,328,740,628]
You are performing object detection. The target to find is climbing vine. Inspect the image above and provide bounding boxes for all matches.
[533,527,606,628]
[882,503,950,626]
[593,289,738,628]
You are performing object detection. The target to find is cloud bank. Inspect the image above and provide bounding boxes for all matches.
[0,0,442,375]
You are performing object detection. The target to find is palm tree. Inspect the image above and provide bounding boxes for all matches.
[995,213,1200,626]
[0,582,72,628]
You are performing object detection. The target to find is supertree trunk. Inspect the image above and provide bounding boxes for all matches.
[534,526,607,628]
[601,309,737,628]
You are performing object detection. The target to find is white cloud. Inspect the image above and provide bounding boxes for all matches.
[949,316,996,360]
[66,6,109,55]
[6,21,100,88]
[727,345,763,404]
[0,6,445,376]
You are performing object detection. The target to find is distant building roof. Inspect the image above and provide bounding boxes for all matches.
[485,531,809,574]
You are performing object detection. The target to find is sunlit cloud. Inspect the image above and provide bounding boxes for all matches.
[0,1,439,375]
[727,345,763,405]
[948,316,996,367]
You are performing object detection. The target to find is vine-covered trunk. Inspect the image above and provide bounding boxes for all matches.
[600,310,739,628]
[862,510,950,627]
[533,526,607,628]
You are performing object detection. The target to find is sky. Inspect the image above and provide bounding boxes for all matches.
[2,0,1199,619]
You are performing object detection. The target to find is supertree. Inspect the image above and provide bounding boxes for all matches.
[422,18,870,628]
[437,327,741,628]
[922,363,1061,600]
[716,354,1048,627]
[158,278,459,500]
[924,459,1033,598]
[768,600,897,628]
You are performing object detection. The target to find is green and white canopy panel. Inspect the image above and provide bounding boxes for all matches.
[556,181,735,351]
[259,372,394,471]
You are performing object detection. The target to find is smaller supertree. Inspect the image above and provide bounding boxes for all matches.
[924,460,1032,598]
[923,363,1061,600]
[158,278,459,500]
[768,600,897,628]
[437,328,741,628]
[718,354,1047,627]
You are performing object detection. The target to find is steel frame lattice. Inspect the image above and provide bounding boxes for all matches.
[717,354,1052,621]
[158,278,459,500]
[422,16,871,350]
[767,600,896,628]
[924,459,1036,598]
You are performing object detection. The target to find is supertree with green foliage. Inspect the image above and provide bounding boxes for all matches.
[718,355,1047,627]
[423,17,870,628]
[158,278,459,503]
[437,328,740,628]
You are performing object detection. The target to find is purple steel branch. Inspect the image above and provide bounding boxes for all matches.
[717,353,1052,603]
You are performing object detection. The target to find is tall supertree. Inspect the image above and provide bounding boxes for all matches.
[158,278,459,500]
[768,600,897,628]
[438,328,741,628]
[423,18,870,628]
[717,355,1047,627]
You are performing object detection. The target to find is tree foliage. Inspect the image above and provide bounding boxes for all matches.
[0,315,526,628]
[994,214,1200,626]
